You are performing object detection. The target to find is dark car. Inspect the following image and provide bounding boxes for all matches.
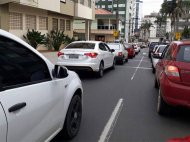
[148,42,167,58]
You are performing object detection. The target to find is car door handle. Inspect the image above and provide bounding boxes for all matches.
[8,102,26,112]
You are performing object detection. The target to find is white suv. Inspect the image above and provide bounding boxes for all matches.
[0,30,83,142]
[57,41,116,78]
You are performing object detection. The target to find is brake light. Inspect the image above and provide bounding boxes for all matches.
[165,65,181,82]
[149,47,151,50]
[118,52,122,56]
[58,52,64,57]
[84,53,98,58]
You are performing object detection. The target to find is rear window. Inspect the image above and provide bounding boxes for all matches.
[151,42,159,46]
[124,44,131,48]
[158,46,167,53]
[107,44,120,50]
[66,43,95,49]
[177,45,190,63]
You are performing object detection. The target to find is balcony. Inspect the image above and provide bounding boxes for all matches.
[97,25,116,30]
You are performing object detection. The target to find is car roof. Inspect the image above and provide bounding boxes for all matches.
[172,40,190,46]
[71,41,103,44]
[107,43,121,45]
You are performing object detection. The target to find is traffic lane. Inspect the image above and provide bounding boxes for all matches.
[109,64,190,141]
[51,61,138,142]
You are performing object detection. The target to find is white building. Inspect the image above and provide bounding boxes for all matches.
[135,0,143,30]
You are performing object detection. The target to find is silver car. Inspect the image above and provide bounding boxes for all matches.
[57,41,115,78]
[152,45,167,73]
[107,43,128,65]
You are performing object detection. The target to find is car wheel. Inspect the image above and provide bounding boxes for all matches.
[152,67,155,73]
[148,52,151,58]
[157,88,170,115]
[111,58,116,70]
[125,57,128,62]
[121,57,125,65]
[62,95,82,139]
[154,77,158,88]
[134,54,135,57]
[96,62,104,78]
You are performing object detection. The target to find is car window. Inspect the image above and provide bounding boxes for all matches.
[176,45,190,63]
[107,44,120,50]
[158,46,167,53]
[104,44,111,51]
[164,46,173,60]
[124,44,131,49]
[66,43,95,49]
[99,43,107,51]
[0,36,51,90]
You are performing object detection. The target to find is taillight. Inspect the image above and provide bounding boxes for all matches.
[84,53,98,58]
[165,65,181,82]
[118,52,123,56]
[149,47,151,50]
[58,52,64,57]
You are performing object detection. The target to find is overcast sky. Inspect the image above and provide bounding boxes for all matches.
[142,0,163,16]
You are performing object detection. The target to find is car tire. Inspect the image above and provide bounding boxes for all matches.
[154,77,158,88]
[125,57,128,62]
[157,88,171,115]
[111,58,116,70]
[62,95,82,139]
[120,57,125,65]
[96,62,104,78]
[134,54,135,57]
[152,67,155,73]
[148,52,151,58]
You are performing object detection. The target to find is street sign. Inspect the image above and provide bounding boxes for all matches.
[175,32,181,39]
[113,30,118,37]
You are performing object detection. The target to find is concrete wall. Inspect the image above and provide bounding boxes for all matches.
[0,4,9,31]
[38,0,60,13]
[75,3,92,20]
[60,1,74,16]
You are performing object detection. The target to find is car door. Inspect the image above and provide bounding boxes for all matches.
[104,43,114,67]
[99,43,109,68]
[0,36,67,142]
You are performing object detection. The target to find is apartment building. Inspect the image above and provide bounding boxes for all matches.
[0,0,95,49]
[135,0,143,29]
[74,8,124,42]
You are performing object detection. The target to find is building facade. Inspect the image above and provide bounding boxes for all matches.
[95,0,136,42]
[74,8,124,42]
[0,0,95,49]
[135,0,143,30]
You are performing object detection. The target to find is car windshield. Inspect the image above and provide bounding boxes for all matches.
[124,44,131,48]
[158,45,167,53]
[107,44,120,50]
[66,43,95,49]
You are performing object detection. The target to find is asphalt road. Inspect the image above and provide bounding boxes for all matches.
[46,48,190,142]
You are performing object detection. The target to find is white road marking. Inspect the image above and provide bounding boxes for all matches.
[129,60,150,62]
[98,99,124,142]
[117,66,152,70]
[131,56,144,80]
[143,53,146,55]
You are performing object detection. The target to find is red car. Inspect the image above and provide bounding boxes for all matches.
[123,43,135,58]
[154,41,190,114]
[166,136,190,142]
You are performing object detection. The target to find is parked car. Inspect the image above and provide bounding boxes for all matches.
[148,42,160,58]
[107,43,128,65]
[123,43,135,58]
[155,41,190,115]
[58,41,116,78]
[0,29,83,141]
[133,43,140,54]
[152,45,167,73]
[166,135,190,142]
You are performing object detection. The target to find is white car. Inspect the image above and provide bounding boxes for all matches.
[133,43,140,54]
[0,29,83,142]
[152,45,167,73]
[107,43,128,65]
[57,41,116,78]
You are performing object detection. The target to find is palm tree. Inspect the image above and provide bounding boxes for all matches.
[154,16,166,41]
[140,21,153,41]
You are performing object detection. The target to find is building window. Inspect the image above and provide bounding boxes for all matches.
[25,14,36,30]
[88,0,91,8]
[80,0,84,5]
[39,16,48,30]
[102,5,105,8]
[60,19,65,31]
[9,12,22,30]
[52,18,58,30]
[66,20,71,31]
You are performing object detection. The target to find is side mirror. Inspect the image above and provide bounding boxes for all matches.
[52,65,69,79]
[153,54,162,59]
[111,49,115,52]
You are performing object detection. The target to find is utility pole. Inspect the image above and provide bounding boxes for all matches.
[116,0,119,40]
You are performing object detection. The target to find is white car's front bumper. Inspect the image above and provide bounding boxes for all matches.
[152,58,159,68]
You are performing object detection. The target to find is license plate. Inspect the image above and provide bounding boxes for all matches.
[69,54,78,59]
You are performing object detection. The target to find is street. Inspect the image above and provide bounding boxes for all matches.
[42,48,190,142]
